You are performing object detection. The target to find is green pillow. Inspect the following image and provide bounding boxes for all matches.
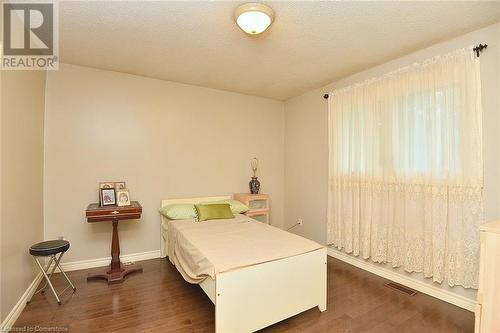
[201,199,249,214]
[158,204,196,220]
[195,204,234,222]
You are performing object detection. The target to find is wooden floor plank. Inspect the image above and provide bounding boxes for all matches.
[14,257,474,332]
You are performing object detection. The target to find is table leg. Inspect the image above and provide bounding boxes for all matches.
[109,219,122,272]
[87,219,143,284]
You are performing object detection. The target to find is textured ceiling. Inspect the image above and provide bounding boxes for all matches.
[59,1,500,100]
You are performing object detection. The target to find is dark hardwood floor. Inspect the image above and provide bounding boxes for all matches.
[15,257,474,332]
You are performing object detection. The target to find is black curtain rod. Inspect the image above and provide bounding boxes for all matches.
[473,44,488,57]
[323,43,488,100]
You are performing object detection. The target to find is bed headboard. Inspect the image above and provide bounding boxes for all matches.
[160,195,231,208]
[159,195,232,257]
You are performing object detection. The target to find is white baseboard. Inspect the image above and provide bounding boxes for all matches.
[0,273,43,332]
[327,247,476,312]
[59,250,161,272]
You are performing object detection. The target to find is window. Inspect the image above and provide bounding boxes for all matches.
[327,48,484,288]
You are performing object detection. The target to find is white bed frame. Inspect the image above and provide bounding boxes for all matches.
[160,196,327,333]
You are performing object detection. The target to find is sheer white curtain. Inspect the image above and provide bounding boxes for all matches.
[327,47,483,288]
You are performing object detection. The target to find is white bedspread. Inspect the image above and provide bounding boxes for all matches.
[167,214,323,283]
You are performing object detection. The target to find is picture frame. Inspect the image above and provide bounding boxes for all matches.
[116,189,131,207]
[100,188,116,206]
[99,182,115,189]
[114,182,127,190]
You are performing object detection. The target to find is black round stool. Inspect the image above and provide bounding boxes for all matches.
[27,240,76,305]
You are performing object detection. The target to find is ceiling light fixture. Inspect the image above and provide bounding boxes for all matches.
[234,3,275,35]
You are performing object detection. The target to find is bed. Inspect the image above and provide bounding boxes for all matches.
[160,196,327,333]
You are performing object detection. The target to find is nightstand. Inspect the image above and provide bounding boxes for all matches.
[85,201,143,284]
[234,193,270,224]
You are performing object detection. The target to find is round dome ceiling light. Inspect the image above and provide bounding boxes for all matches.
[234,3,275,35]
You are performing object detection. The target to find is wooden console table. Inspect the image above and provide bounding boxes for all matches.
[85,201,143,284]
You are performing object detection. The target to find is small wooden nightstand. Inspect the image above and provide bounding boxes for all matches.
[85,201,143,284]
[234,193,270,224]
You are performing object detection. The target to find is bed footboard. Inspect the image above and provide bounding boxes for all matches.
[215,247,327,333]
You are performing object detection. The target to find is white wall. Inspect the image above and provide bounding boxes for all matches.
[44,64,285,263]
[284,92,328,243]
[1,70,46,322]
[284,22,500,300]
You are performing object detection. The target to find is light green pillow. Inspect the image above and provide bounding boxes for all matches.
[201,199,249,214]
[158,204,196,220]
[195,204,234,222]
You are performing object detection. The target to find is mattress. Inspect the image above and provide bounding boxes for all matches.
[166,214,323,283]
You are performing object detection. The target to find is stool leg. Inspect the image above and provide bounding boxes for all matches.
[34,257,62,305]
[54,252,76,292]
[27,256,54,304]
[39,255,58,294]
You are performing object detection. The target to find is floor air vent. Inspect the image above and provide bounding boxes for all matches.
[384,282,417,296]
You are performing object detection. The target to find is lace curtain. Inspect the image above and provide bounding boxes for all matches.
[327,47,483,288]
